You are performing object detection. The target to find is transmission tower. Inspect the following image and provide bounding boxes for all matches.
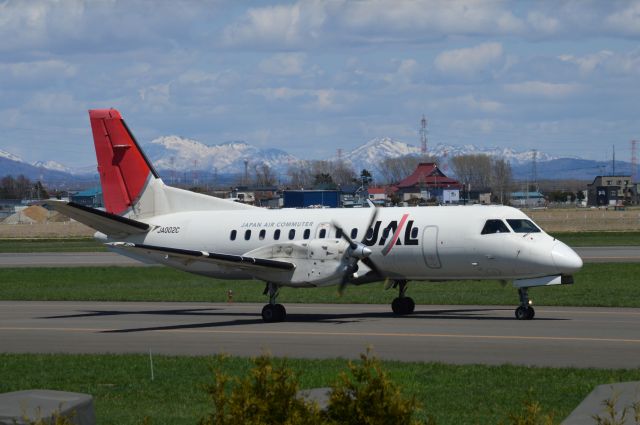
[337,148,343,162]
[420,115,428,157]
[632,140,638,183]
[531,150,538,191]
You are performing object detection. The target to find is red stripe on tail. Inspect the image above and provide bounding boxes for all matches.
[89,109,153,215]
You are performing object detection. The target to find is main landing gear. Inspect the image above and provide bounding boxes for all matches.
[391,280,415,315]
[515,287,535,320]
[261,282,287,323]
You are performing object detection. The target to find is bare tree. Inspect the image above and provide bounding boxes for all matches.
[376,155,438,184]
[288,159,356,188]
[450,154,492,189]
[254,163,277,187]
[491,158,513,204]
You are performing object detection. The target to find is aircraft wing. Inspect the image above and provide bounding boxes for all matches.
[107,242,296,273]
[46,201,150,236]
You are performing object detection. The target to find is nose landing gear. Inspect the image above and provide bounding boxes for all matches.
[391,280,415,315]
[515,287,535,320]
[261,282,287,322]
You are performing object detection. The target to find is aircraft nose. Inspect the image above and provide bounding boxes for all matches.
[551,242,583,274]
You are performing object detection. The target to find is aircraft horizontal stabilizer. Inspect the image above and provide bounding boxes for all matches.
[107,242,296,272]
[46,201,150,236]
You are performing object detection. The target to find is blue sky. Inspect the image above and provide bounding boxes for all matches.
[1,0,639,167]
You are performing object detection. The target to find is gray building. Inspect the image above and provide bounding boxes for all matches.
[587,175,633,207]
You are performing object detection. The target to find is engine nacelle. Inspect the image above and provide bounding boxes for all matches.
[243,239,351,286]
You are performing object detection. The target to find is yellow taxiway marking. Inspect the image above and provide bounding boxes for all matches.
[2,327,640,344]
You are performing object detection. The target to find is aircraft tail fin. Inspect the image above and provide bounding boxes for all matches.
[89,109,159,216]
[88,109,255,219]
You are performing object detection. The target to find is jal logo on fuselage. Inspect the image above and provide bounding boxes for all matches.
[363,213,418,256]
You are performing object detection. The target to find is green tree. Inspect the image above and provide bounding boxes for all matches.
[326,349,424,425]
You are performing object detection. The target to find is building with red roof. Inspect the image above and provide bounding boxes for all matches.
[392,162,462,204]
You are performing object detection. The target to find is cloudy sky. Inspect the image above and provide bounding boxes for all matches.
[1,0,639,167]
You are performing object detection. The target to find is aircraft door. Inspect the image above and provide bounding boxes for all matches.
[422,226,441,268]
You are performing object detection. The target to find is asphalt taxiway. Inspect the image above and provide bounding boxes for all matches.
[0,246,638,267]
[1,301,639,368]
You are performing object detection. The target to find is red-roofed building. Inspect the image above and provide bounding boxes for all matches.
[367,187,387,205]
[393,163,462,204]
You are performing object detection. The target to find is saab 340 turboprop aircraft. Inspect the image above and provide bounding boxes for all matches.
[48,109,583,322]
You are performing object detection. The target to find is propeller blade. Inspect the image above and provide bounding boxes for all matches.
[361,256,382,277]
[332,221,356,248]
[362,205,379,243]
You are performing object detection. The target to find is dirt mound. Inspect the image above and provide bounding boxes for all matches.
[21,206,49,223]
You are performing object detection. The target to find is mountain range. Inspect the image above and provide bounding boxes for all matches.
[0,138,629,186]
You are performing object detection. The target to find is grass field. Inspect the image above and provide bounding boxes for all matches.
[0,238,105,252]
[0,263,638,307]
[0,231,638,254]
[1,353,639,425]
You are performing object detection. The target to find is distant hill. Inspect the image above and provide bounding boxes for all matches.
[1,138,633,185]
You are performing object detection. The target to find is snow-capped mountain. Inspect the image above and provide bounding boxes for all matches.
[340,137,558,173]
[0,149,23,163]
[32,160,74,174]
[142,135,298,174]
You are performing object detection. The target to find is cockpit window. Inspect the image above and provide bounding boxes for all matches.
[506,219,541,233]
[481,219,510,235]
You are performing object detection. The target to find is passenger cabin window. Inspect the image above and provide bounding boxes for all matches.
[481,219,510,235]
[336,228,343,239]
[230,230,237,241]
[411,227,418,238]
[259,229,266,240]
[351,228,358,239]
[244,230,252,240]
[303,229,310,239]
[506,219,541,233]
[319,228,327,238]
[288,229,296,240]
[274,229,281,240]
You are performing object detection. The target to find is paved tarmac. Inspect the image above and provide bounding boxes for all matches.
[1,301,639,368]
[0,246,639,267]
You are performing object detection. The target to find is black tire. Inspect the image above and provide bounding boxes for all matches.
[404,297,416,314]
[526,306,535,320]
[262,304,276,322]
[275,304,287,321]
[391,297,402,314]
[515,306,527,320]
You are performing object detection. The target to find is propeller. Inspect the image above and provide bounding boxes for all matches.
[333,205,383,294]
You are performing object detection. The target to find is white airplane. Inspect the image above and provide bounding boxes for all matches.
[48,109,583,322]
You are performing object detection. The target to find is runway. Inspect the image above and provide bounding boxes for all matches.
[0,246,639,267]
[1,301,639,369]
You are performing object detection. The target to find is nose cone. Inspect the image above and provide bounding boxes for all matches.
[551,242,583,274]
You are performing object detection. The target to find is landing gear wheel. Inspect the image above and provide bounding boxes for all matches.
[391,297,415,315]
[275,303,287,321]
[262,304,287,322]
[515,306,535,320]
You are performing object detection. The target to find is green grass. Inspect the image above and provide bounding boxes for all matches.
[549,231,640,246]
[0,238,105,252]
[0,353,638,425]
[0,232,637,254]
[1,263,639,307]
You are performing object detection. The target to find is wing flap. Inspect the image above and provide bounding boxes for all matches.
[108,242,296,272]
[46,201,149,236]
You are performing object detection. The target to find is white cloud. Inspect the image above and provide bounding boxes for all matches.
[259,53,306,76]
[434,42,504,77]
[605,2,640,36]
[251,86,356,111]
[138,83,171,111]
[504,81,581,98]
[342,0,524,34]
[223,2,327,47]
[526,11,559,35]
[558,51,615,74]
[0,60,77,80]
